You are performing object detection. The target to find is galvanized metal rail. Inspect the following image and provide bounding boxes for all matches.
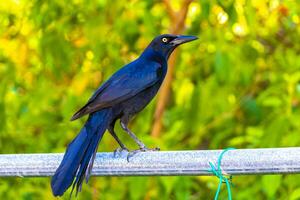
[0,147,299,177]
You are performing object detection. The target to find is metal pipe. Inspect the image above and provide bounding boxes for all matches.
[0,148,300,177]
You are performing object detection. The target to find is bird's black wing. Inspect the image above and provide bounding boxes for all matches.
[71,61,162,120]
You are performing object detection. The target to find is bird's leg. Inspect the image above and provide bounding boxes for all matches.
[108,125,129,157]
[120,121,147,149]
[120,120,159,161]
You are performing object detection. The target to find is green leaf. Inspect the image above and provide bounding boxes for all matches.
[214,50,230,83]
[290,188,300,200]
[262,175,282,198]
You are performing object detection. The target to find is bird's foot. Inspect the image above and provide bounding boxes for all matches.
[126,146,160,162]
[113,147,129,158]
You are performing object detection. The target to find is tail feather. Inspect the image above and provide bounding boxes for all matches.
[71,132,102,196]
[85,133,102,183]
[51,109,111,197]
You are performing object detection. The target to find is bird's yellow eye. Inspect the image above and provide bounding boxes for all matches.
[162,37,168,43]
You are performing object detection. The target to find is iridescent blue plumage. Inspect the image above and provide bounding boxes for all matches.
[51,34,197,197]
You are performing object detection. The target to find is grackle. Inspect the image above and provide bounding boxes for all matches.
[51,34,197,196]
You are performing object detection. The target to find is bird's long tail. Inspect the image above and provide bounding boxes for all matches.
[51,109,111,197]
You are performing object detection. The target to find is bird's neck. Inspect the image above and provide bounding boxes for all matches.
[140,48,167,65]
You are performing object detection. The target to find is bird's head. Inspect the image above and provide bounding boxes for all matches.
[145,34,198,59]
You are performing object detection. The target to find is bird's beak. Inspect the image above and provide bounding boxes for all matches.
[170,35,198,46]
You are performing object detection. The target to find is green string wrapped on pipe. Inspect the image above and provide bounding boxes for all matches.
[209,148,235,200]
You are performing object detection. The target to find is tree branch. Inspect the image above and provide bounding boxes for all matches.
[151,0,194,137]
[163,0,176,21]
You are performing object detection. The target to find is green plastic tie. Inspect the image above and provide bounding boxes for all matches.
[209,148,235,200]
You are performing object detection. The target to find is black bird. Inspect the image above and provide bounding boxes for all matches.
[51,34,197,196]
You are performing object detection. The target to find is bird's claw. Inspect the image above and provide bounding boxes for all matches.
[113,147,129,158]
[126,146,160,162]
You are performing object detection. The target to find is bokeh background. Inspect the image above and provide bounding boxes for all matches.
[1,0,300,199]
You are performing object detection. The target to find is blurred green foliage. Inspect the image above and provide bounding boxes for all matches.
[1,0,300,199]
